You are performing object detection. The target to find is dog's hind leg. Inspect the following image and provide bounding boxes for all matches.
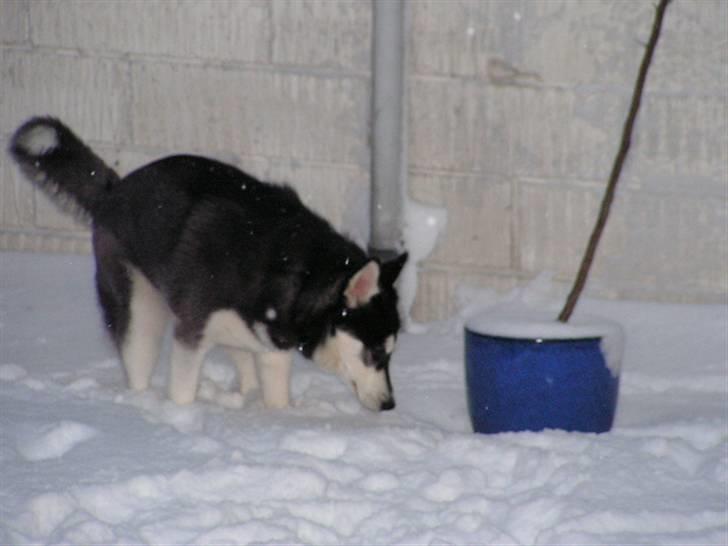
[95,270,130,352]
[226,348,260,396]
[94,229,166,390]
[257,351,292,409]
[122,267,169,391]
[94,229,131,351]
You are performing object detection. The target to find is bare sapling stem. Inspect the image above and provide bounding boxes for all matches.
[558,0,672,322]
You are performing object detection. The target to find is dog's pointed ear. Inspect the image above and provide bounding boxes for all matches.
[345,260,380,308]
[381,252,408,286]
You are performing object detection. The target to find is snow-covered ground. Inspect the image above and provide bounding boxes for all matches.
[1,252,726,545]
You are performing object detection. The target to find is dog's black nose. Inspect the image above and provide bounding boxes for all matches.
[380,398,396,411]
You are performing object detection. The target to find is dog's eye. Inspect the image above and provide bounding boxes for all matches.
[363,349,375,367]
[363,346,389,369]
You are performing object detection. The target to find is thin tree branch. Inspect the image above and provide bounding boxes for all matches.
[558,0,672,322]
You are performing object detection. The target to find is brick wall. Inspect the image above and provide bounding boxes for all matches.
[1,0,726,320]
[407,0,727,320]
[0,0,372,253]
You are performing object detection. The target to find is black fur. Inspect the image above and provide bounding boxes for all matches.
[9,117,407,384]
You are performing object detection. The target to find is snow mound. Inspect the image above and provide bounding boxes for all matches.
[15,420,98,461]
[280,429,349,460]
[0,363,27,382]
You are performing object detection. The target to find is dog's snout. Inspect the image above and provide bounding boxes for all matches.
[380,397,395,411]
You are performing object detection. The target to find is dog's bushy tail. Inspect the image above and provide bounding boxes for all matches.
[9,117,120,219]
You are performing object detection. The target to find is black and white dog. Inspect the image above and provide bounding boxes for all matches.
[10,117,407,411]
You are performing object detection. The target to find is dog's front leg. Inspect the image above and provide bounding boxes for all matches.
[257,351,292,409]
[226,348,260,396]
[168,337,209,405]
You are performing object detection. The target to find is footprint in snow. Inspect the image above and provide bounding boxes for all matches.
[280,430,348,460]
[359,471,400,492]
[0,363,28,382]
[423,469,465,503]
[16,420,99,461]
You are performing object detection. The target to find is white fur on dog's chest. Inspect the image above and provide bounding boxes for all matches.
[203,310,273,352]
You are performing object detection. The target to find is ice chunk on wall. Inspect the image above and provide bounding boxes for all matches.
[400,199,447,331]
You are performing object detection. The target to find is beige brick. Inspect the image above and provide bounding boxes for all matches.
[409,0,649,88]
[518,181,603,277]
[411,268,458,322]
[130,62,369,166]
[408,77,513,174]
[602,191,727,300]
[510,86,625,182]
[519,0,727,94]
[410,39,726,187]
[272,0,371,72]
[0,0,28,44]
[0,50,127,143]
[519,0,652,89]
[520,0,727,95]
[236,156,370,241]
[409,171,512,269]
[411,0,727,96]
[518,181,728,300]
[411,267,519,322]
[0,229,91,254]
[0,145,34,228]
[496,90,726,195]
[29,0,270,63]
[500,87,725,191]
[409,0,728,96]
[409,0,519,78]
[409,81,625,181]
[34,190,88,231]
[645,0,727,97]
[631,94,728,187]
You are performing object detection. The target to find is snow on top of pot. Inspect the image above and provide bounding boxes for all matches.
[466,307,624,376]
[466,308,619,340]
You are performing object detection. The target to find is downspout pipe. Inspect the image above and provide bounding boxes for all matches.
[369,0,406,261]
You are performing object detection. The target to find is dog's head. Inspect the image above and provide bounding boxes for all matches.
[312,253,407,412]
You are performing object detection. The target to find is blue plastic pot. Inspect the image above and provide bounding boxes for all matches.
[464,312,622,434]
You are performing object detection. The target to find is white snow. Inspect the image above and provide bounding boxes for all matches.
[0,363,27,382]
[0,252,726,545]
[466,308,622,341]
[15,420,98,462]
[466,308,625,375]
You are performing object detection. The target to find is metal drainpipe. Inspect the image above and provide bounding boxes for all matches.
[369,0,406,261]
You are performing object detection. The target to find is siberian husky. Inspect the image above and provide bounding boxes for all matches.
[10,117,407,411]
